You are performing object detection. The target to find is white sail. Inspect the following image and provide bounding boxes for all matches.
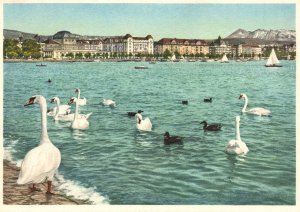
[266,48,280,65]
[221,54,228,62]
[171,54,176,61]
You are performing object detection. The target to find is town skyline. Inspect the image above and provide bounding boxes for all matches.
[3,3,296,40]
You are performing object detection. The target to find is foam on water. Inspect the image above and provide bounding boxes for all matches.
[55,173,109,205]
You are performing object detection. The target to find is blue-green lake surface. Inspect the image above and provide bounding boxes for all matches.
[3,60,296,204]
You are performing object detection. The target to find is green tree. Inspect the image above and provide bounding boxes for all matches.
[136,53,142,58]
[189,53,195,58]
[22,39,41,59]
[3,39,22,58]
[163,49,172,59]
[66,52,74,59]
[84,52,91,59]
[174,50,181,58]
[75,53,83,59]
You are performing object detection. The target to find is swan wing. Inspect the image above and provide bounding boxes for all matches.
[71,118,89,129]
[82,112,93,120]
[237,140,249,154]
[17,143,61,184]
[249,107,271,116]
[137,117,152,131]
[57,113,74,121]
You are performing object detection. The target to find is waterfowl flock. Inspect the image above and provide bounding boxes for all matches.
[18,88,271,194]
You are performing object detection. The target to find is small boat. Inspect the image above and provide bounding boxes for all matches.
[220,54,229,63]
[265,48,282,67]
[134,66,148,69]
[36,63,47,67]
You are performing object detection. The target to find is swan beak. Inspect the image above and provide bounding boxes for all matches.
[239,95,243,99]
[50,98,55,103]
[24,96,36,107]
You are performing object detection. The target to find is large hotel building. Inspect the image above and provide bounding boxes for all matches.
[41,31,153,59]
[154,38,209,55]
[37,31,269,59]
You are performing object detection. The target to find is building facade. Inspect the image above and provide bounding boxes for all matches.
[102,34,153,56]
[232,44,262,57]
[154,38,209,56]
[41,31,153,59]
[41,31,103,59]
[209,36,232,55]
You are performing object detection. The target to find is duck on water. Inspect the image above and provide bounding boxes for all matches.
[200,121,222,131]
[204,97,212,103]
[164,132,183,145]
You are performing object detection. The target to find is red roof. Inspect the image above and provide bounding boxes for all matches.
[157,38,208,46]
[241,44,260,48]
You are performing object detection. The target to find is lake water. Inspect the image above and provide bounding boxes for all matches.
[3,60,296,205]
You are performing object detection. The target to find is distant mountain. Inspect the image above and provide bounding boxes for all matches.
[226,28,296,42]
[3,29,113,41]
[4,29,50,41]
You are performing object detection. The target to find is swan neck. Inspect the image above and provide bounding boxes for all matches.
[136,113,142,124]
[75,94,79,120]
[236,120,241,141]
[242,96,248,112]
[39,96,50,144]
[54,99,60,119]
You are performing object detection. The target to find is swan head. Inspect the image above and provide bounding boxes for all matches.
[24,96,37,106]
[239,93,247,99]
[50,97,59,103]
[68,97,77,105]
[75,88,80,93]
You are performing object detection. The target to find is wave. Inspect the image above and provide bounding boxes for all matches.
[55,173,109,205]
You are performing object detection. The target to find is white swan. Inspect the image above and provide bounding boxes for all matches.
[70,88,86,106]
[225,116,249,155]
[239,93,271,116]
[69,89,92,130]
[50,97,74,121]
[47,97,71,117]
[102,99,116,107]
[17,95,61,194]
[135,110,152,131]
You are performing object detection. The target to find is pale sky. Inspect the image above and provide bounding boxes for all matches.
[3,3,296,40]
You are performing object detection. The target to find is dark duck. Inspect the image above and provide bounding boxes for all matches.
[204,97,212,102]
[200,121,222,131]
[164,132,183,145]
[127,110,143,117]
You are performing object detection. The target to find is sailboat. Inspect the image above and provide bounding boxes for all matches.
[171,54,179,62]
[265,48,282,67]
[220,54,229,63]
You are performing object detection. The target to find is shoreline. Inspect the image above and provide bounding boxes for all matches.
[3,58,148,63]
[3,159,87,205]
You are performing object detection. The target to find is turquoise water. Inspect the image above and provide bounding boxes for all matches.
[3,60,296,204]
